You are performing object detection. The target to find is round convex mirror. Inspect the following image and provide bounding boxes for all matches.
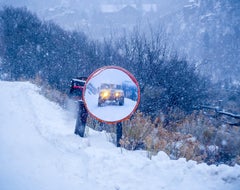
[83,66,140,124]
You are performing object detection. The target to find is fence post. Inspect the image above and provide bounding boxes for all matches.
[116,122,122,147]
[74,100,88,137]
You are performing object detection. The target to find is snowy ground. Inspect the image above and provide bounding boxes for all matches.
[0,81,240,190]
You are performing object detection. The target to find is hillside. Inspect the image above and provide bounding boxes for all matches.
[0,80,240,190]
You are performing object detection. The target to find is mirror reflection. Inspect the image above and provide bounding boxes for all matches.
[83,67,140,123]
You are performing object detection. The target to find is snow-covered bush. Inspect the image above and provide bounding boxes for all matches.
[176,111,240,165]
[120,111,153,151]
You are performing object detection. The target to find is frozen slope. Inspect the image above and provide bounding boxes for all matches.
[0,81,240,190]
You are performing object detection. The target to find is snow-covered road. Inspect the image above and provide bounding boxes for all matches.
[0,81,240,190]
[84,92,137,122]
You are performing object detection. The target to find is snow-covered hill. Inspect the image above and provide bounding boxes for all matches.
[159,0,240,82]
[0,81,240,190]
[0,0,189,37]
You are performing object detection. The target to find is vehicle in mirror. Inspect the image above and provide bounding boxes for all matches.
[98,83,125,107]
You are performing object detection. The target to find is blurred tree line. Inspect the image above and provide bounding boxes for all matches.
[0,6,210,116]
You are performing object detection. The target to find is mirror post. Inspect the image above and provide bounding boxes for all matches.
[82,66,140,146]
[116,122,122,147]
[74,100,88,137]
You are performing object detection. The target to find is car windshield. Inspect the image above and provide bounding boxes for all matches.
[100,83,122,90]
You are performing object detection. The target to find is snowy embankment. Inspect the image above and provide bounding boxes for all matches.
[0,81,240,190]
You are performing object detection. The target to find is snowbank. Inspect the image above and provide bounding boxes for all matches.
[0,81,239,190]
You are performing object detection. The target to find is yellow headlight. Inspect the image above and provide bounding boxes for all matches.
[101,91,110,98]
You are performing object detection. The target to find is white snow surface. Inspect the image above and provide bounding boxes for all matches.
[0,81,240,190]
